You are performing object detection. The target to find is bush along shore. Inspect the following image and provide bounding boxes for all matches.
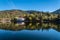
[0,9,60,23]
[11,13,60,24]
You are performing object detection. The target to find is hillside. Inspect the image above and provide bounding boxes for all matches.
[0,9,28,18]
[0,9,60,23]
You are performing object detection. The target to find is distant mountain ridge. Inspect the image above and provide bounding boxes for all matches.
[0,9,60,14]
[52,9,60,14]
[26,10,42,14]
[0,9,44,14]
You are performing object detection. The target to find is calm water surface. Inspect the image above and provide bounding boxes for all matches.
[0,22,60,40]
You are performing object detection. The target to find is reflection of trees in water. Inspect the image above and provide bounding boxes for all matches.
[0,23,25,30]
[0,22,60,32]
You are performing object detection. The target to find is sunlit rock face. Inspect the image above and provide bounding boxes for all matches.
[14,16,25,23]
[17,18,25,22]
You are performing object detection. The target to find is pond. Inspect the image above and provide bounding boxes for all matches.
[0,22,60,40]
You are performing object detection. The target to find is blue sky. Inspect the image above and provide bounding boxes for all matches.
[0,0,60,12]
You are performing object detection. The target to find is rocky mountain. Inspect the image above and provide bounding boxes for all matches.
[52,9,60,14]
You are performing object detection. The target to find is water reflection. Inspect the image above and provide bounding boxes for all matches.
[0,22,60,40]
[0,22,60,32]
